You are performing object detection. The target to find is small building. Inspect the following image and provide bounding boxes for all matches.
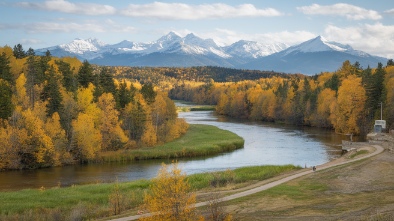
[374,120,386,133]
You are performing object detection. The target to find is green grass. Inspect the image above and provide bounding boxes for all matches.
[263,181,328,200]
[101,124,244,162]
[348,150,369,159]
[177,105,216,112]
[0,165,300,220]
[188,165,301,190]
[190,106,216,111]
[0,180,149,219]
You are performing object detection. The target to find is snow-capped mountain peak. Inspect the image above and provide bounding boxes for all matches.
[35,33,386,75]
[225,40,289,58]
[157,32,182,43]
[283,35,354,55]
[59,38,106,54]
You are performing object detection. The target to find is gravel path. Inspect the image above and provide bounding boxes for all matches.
[108,144,384,221]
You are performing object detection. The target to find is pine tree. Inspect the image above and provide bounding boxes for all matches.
[0,80,14,119]
[26,48,35,56]
[141,83,157,105]
[99,67,117,94]
[387,59,394,67]
[13,44,26,59]
[25,55,45,106]
[117,80,133,109]
[42,66,63,116]
[77,60,94,88]
[0,52,14,84]
[56,60,77,92]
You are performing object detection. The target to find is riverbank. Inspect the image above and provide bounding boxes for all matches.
[0,165,300,220]
[99,124,244,162]
[0,141,389,221]
[219,143,393,220]
[106,141,390,221]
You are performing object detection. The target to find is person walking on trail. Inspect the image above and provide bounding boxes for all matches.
[312,166,316,171]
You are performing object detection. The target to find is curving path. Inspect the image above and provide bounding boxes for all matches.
[108,144,384,221]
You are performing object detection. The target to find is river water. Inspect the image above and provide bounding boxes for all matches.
[0,110,347,191]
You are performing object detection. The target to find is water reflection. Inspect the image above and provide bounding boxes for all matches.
[0,111,346,191]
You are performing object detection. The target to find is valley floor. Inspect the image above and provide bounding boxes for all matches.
[107,137,394,221]
[225,143,394,220]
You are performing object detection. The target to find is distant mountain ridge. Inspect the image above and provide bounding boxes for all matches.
[36,32,388,75]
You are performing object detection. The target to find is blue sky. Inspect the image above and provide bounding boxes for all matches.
[1,0,394,58]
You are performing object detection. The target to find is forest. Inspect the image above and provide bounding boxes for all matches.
[0,45,188,170]
[1,44,393,170]
[169,60,394,136]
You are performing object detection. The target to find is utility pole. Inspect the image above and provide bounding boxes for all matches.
[380,102,383,120]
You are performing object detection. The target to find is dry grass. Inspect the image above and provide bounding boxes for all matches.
[224,151,394,221]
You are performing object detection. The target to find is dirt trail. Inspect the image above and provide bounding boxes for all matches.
[108,144,385,221]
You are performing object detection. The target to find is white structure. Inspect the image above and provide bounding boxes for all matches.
[374,120,386,133]
[375,120,386,129]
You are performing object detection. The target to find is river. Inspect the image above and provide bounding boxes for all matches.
[0,110,348,191]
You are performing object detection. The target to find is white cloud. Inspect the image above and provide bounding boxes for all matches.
[104,19,136,33]
[172,29,316,46]
[120,2,282,20]
[385,8,394,15]
[297,3,382,20]
[25,22,106,33]
[324,23,394,58]
[17,0,116,15]
[21,39,42,45]
[11,18,136,34]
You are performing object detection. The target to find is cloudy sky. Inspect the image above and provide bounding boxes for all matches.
[1,0,394,58]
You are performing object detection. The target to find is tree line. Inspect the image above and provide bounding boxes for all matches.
[170,60,394,136]
[0,45,187,170]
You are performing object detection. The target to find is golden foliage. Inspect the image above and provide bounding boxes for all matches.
[98,93,128,150]
[140,163,198,221]
[331,75,366,134]
[12,73,29,109]
[72,113,102,161]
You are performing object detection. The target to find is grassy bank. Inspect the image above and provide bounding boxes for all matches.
[0,165,300,220]
[100,124,244,162]
[176,105,216,112]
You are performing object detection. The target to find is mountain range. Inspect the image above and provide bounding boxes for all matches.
[36,32,388,75]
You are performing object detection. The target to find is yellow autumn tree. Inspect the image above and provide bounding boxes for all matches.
[141,123,157,147]
[140,163,199,221]
[72,113,102,161]
[331,75,366,134]
[216,93,229,115]
[21,108,55,167]
[76,83,101,126]
[45,112,72,165]
[0,122,22,169]
[260,89,277,121]
[12,73,29,110]
[314,88,336,128]
[97,93,128,150]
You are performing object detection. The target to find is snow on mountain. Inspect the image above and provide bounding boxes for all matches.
[36,33,387,75]
[59,38,107,54]
[38,32,287,59]
[243,36,388,75]
[283,36,359,55]
[110,40,149,53]
[225,40,289,58]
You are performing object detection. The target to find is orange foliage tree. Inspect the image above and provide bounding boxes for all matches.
[331,75,366,134]
[140,163,199,221]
